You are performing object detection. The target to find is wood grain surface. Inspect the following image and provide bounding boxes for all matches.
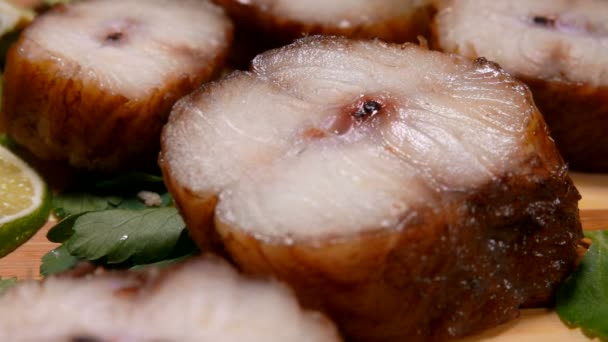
[0,172,605,340]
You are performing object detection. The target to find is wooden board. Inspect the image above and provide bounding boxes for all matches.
[0,220,58,280]
[0,172,606,340]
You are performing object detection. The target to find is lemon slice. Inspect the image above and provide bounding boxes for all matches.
[0,144,50,258]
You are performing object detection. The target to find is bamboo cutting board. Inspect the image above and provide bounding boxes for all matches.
[0,172,606,341]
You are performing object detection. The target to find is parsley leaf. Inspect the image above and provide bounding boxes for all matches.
[48,183,172,243]
[46,213,83,243]
[40,245,80,276]
[556,230,608,340]
[44,0,71,5]
[65,208,187,264]
[45,173,192,271]
[48,193,119,243]
[0,277,17,295]
[46,193,122,243]
[52,193,120,218]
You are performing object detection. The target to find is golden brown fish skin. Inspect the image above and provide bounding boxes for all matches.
[213,0,434,53]
[214,111,582,341]
[212,0,434,42]
[0,3,233,172]
[160,151,221,252]
[520,79,608,172]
